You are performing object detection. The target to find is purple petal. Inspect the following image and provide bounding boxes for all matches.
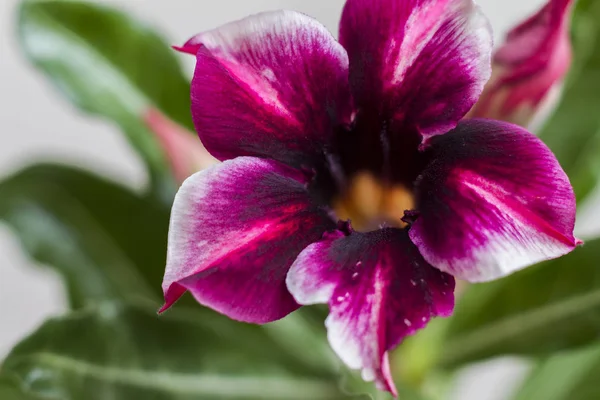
[287,228,455,396]
[161,157,335,323]
[339,0,492,143]
[181,11,352,169]
[409,119,580,282]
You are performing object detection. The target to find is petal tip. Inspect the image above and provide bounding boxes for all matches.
[157,303,170,315]
[160,282,187,314]
[172,43,199,55]
[380,352,398,398]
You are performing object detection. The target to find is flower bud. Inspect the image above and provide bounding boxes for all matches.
[469,0,574,129]
[144,109,218,183]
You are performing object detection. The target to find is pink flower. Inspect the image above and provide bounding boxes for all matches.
[160,1,580,396]
[468,0,574,127]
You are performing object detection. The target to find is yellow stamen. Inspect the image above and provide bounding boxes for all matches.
[333,171,415,231]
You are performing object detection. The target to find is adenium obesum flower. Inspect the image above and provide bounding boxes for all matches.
[160,0,580,395]
[468,0,574,128]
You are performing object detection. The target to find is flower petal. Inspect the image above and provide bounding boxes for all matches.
[339,0,492,142]
[161,157,335,323]
[181,11,352,169]
[410,119,580,282]
[287,228,455,396]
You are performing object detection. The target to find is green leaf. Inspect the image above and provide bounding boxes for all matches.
[392,318,452,388]
[0,163,170,308]
[514,343,600,400]
[539,0,600,202]
[336,365,432,400]
[0,374,48,400]
[438,239,600,368]
[0,301,361,400]
[17,0,192,191]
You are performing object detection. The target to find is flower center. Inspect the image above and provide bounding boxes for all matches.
[333,171,415,232]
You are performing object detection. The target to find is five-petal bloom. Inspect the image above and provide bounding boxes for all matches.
[469,0,574,128]
[161,0,580,396]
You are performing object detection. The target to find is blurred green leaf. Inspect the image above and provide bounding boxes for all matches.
[438,239,600,368]
[0,301,357,400]
[0,374,48,400]
[336,364,431,400]
[17,0,193,193]
[0,163,169,308]
[392,318,452,388]
[540,0,600,202]
[513,342,600,400]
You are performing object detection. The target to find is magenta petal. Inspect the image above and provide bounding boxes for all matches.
[162,157,335,323]
[287,228,455,396]
[339,0,492,142]
[410,119,580,282]
[185,11,352,168]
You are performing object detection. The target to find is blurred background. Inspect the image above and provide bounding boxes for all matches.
[2,1,600,399]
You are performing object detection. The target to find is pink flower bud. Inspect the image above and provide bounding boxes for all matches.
[469,0,574,128]
[144,109,218,183]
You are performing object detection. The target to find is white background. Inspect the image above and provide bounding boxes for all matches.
[1,1,599,399]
